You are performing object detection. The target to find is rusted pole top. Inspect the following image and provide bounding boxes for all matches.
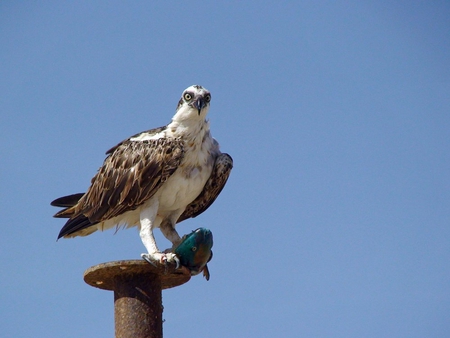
[84,260,191,338]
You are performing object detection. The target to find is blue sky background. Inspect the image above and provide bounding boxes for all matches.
[1,1,449,337]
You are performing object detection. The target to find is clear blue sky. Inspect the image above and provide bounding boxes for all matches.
[1,2,449,337]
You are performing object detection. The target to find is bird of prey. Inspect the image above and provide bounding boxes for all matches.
[51,85,233,266]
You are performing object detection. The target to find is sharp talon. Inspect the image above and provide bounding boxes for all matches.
[141,252,179,269]
[141,253,157,267]
[173,255,180,269]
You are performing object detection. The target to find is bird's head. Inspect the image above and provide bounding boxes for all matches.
[174,85,211,121]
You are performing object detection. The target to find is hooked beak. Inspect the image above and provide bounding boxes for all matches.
[193,97,206,115]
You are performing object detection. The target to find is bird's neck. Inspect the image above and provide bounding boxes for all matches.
[167,118,210,144]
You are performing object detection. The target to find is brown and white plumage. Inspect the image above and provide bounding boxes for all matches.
[51,85,233,264]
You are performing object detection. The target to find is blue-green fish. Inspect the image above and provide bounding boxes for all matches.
[175,228,213,280]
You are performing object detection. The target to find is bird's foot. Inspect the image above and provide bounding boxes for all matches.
[141,252,180,269]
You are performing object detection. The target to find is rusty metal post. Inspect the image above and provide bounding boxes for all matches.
[84,260,191,338]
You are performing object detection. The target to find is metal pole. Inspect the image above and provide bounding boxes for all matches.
[84,260,191,338]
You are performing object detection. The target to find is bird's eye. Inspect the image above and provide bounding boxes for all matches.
[205,94,211,102]
[191,246,197,252]
[184,93,192,101]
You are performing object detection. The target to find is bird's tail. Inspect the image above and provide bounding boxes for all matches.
[51,193,84,218]
[51,192,96,238]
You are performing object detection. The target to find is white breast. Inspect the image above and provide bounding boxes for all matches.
[163,128,219,211]
[157,163,212,211]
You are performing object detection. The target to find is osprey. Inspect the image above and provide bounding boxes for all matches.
[51,85,233,266]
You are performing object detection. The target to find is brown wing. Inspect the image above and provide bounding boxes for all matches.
[177,153,233,223]
[54,137,184,238]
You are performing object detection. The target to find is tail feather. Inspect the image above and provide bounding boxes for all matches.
[57,214,94,239]
[52,192,96,239]
[53,208,73,218]
[51,193,85,207]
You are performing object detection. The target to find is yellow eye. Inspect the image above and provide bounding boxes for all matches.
[205,94,211,102]
[184,93,192,101]
[191,246,197,252]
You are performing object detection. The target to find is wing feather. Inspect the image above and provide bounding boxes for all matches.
[83,137,184,221]
[54,135,184,238]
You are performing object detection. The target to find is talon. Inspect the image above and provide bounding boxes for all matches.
[141,253,157,267]
[141,252,179,269]
[173,255,180,269]
[163,253,179,269]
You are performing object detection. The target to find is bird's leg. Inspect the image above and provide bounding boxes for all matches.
[158,218,182,269]
[139,203,178,267]
[160,219,182,251]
